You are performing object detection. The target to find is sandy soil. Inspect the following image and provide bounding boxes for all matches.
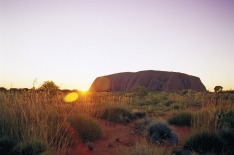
[67,119,142,155]
[67,117,193,155]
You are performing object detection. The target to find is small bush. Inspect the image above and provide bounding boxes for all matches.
[133,86,148,98]
[164,101,173,107]
[184,132,225,154]
[12,139,47,155]
[68,115,103,142]
[168,112,192,126]
[148,122,178,144]
[0,136,18,154]
[101,107,133,123]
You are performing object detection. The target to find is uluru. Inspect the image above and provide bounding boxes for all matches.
[89,70,206,92]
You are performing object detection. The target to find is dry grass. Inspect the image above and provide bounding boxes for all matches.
[0,91,72,154]
[118,140,172,155]
[1,89,234,154]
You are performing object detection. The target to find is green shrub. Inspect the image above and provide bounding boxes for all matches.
[148,122,178,144]
[68,115,102,142]
[184,132,225,154]
[219,110,234,128]
[101,107,133,123]
[168,112,192,126]
[12,139,47,155]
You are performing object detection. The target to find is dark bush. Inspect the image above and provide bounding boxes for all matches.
[172,147,190,155]
[219,128,234,154]
[132,110,146,119]
[184,132,225,154]
[148,122,178,144]
[12,139,47,155]
[101,107,133,123]
[168,112,192,126]
[68,115,103,142]
[0,136,18,154]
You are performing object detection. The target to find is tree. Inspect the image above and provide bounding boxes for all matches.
[214,86,223,92]
[38,81,59,92]
[0,87,7,92]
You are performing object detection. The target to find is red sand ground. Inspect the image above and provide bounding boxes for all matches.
[67,117,192,155]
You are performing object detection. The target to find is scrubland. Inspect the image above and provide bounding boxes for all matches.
[0,89,234,155]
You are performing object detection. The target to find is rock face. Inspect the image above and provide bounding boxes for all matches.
[89,70,206,92]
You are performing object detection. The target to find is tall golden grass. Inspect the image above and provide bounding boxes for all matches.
[0,91,72,154]
[0,89,233,154]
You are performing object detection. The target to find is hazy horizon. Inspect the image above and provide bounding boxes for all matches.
[1,0,234,91]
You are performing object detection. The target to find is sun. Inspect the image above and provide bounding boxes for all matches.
[80,90,88,95]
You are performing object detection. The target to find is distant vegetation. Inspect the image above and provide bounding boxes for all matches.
[100,107,134,123]
[0,81,234,154]
[38,81,60,91]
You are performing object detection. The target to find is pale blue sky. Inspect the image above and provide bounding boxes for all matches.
[0,0,234,91]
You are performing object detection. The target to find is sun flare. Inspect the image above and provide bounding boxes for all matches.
[63,92,79,102]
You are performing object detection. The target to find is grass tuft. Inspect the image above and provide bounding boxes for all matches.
[119,140,172,155]
[168,112,192,126]
[68,114,103,142]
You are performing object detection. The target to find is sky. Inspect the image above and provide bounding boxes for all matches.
[0,0,234,91]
